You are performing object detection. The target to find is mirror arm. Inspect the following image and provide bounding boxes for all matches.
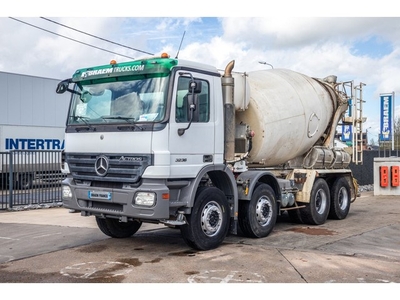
[177,106,195,136]
[68,88,81,96]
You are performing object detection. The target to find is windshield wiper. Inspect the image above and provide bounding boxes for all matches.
[73,116,96,131]
[101,116,143,130]
[101,116,136,122]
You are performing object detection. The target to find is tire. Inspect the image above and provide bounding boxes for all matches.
[17,173,33,189]
[328,177,351,220]
[180,187,230,251]
[95,217,142,238]
[300,178,330,225]
[238,183,278,238]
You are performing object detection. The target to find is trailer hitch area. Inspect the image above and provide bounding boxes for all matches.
[161,211,187,226]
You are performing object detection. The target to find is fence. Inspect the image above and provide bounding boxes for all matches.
[349,149,400,186]
[0,150,66,210]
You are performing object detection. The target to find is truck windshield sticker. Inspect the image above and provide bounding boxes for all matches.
[80,65,145,79]
[76,103,88,115]
[72,58,177,83]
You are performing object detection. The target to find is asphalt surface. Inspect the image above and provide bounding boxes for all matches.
[0,191,399,290]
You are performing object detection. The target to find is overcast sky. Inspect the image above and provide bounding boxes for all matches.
[1,1,399,143]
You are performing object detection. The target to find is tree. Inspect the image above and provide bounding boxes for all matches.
[380,116,400,150]
[395,116,400,150]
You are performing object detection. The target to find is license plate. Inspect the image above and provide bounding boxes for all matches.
[88,191,112,200]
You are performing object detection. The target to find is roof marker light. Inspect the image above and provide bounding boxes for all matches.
[161,53,170,58]
[110,60,117,65]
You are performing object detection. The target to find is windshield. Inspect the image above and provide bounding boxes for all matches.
[67,76,168,125]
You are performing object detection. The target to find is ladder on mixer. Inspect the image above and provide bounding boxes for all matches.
[352,82,366,164]
[338,80,366,165]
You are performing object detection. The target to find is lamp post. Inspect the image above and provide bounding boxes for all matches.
[258,61,274,69]
[366,127,371,148]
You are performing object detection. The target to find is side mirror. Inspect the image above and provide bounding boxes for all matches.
[188,80,202,94]
[56,79,72,94]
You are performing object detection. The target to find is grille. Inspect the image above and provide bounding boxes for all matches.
[91,201,123,212]
[66,153,152,184]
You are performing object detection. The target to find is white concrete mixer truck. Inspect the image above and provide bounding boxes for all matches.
[56,53,364,250]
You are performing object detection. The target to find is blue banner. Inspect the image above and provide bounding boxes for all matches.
[380,94,393,141]
[341,124,352,142]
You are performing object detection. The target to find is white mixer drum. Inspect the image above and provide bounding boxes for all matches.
[235,69,337,166]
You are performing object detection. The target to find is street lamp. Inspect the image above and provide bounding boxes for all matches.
[366,126,371,147]
[258,61,274,69]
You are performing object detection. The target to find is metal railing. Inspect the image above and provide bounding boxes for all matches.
[0,150,66,210]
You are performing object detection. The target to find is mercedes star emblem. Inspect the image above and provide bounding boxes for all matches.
[95,155,109,177]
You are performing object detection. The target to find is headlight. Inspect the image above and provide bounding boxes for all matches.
[62,185,72,199]
[134,192,156,207]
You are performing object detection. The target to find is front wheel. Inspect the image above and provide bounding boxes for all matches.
[95,217,142,238]
[300,178,330,225]
[239,183,278,238]
[180,187,230,251]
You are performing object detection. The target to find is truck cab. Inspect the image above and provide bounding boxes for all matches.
[58,54,237,250]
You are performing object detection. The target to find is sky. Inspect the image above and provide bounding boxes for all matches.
[1,1,400,145]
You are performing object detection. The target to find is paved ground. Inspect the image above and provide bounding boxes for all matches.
[0,191,399,293]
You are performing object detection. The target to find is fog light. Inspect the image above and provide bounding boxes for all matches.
[134,192,156,207]
[62,185,72,199]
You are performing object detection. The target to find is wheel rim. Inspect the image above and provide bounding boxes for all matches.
[315,189,328,214]
[256,196,272,226]
[19,174,31,188]
[338,186,349,210]
[200,201,222,237]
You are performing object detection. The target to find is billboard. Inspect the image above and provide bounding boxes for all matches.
[380,93,394,142]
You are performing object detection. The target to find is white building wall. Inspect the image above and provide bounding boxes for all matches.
[373,157,400,196]
[0,71,70,127]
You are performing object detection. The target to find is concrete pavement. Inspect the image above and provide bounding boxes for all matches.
[0,191,399,285]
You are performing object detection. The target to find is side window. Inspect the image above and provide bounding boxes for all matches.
[176,77,210,123]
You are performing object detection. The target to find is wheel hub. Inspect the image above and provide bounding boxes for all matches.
[338,187,349,210]
[316,189,327,214]
[256,196,272,226]
[201,201,222,236]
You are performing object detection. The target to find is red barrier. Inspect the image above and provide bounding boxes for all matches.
[380,166,389,187]
[391,166,399,187]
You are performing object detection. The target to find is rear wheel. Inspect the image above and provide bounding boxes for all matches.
[300,178,330,225]
[180,187,230,250]
[95,217,142,238]
[329,177,351,220]
[239,183,277,238]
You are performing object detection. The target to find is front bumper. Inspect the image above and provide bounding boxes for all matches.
[61,177,171,220]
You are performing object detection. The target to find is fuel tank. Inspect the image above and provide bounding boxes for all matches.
[233,69,340,166]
